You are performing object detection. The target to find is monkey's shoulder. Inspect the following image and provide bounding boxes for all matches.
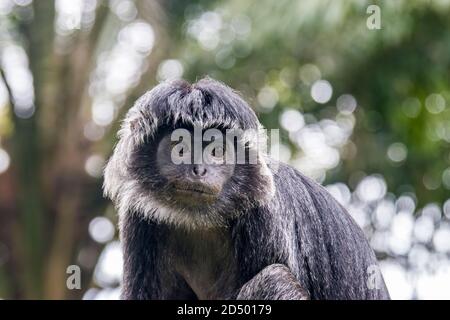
[267,161,339,210]
[266,160,370,244]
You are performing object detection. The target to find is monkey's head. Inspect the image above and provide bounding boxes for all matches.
[104,77,274,229]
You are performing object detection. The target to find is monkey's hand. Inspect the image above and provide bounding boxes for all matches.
[236,264,310,300]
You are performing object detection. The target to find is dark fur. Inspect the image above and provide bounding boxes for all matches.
[104,78,390,300]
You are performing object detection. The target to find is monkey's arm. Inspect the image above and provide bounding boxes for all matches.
[120,211,196,300]
[236,264,309,300]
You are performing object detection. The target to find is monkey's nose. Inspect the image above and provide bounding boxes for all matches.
[192,165,207,177]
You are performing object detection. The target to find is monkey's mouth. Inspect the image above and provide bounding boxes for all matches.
[171,182,220,199]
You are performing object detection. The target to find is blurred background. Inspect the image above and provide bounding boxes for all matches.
[0,0,449,300]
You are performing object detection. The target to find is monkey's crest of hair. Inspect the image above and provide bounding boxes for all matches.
[103,77,275,229]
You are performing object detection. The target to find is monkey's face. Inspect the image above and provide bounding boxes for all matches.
[155,131,235,208]
[129,126,248,219]
[105,78,276,228]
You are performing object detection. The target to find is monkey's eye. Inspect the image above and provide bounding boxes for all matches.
[171,140,190,157]
[211,145,225,158]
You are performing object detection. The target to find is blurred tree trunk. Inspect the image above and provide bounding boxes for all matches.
[0,0,169,299]
[11,0,55,299]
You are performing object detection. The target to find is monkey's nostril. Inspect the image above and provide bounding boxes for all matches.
[192,165,207,177]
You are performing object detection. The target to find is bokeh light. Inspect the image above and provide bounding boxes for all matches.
[311,80,333,104]
[89,217,115,244]
[387,142,408,163]
[93,241,123,288]
[402,97,421,118]
[299,64,321,85]
[279,109,305,132]
[257,86,279,111]
[356,175,387,203]
[425,93,445,114]
[336,94,357,115]
[0,148,10,174]
[157,59,184,82]
[85,154,105,178]
[1,44,35,119]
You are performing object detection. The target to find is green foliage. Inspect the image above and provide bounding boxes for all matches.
[1,0,450,299]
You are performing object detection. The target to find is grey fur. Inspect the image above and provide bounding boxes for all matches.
[103,77,390,300]
[237,264,310,300]
[104,78,274,230]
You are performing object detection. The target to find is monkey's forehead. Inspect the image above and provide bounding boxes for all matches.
[126,78,262,136]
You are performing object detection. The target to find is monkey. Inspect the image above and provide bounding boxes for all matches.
[103,77,390,300]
